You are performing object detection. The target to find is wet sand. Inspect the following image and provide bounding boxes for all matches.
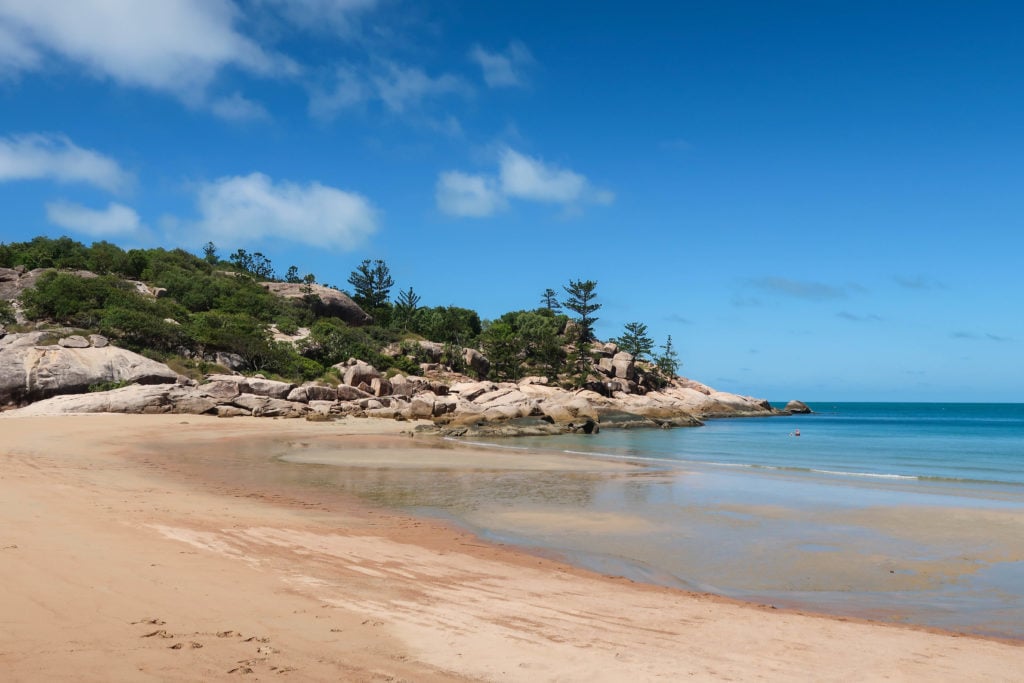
[1,413,1023,681]
[214,430,1024,638]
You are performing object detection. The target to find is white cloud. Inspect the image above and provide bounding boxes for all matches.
[189,172,377,251]
[469,41,534,88]
[309,60,471,122]
[210,92,270,121]
[0,21,40,72]
[435,172,505,217]
[255,0,378,33]
[748,277,848,300]
[46,200,141,236]
[436,147,613,218]
[0,0,294,108]
[0,133,132,192]
[372,61,470,113]
[499,148,588,203]
[308,65,370,119]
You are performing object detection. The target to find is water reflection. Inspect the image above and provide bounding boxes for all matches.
[146,432,1024,640]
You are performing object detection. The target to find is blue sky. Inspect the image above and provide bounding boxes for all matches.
[1,1,1022,402]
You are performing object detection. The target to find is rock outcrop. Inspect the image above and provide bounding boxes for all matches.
[784,400,813,414]
[0,267,47,303]
[0,263,797,431]
[464,348,490,379]
[260,282,372,326]
[203,374,296,399]
[2,332,794,436]
[8,365,788,432]
[0,332,180,406]
[337,360,381,388]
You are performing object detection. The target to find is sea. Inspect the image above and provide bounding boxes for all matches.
[236,402,1024,639]
[409,403,1024,639]
[497,402,1024,488]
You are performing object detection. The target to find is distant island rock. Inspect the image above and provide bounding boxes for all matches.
[784,400,813,414]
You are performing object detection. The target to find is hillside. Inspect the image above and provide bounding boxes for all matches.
[0,236,794,429]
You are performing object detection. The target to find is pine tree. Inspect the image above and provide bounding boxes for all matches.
[393,286,421,331]
[562,279,600,386]
[613,321,655,361]
[562,279,600,343]
[229,249,275,279]
[347,259,394,309]
[300,273,316,296]
[202,241,218,265]
[540,288,561,312]
[655,335,681,378]
[395,286,420,311]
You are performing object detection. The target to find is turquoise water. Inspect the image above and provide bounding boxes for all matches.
[497,403,1024,490]
[266,403,1024,638]
[441,403,1024,638]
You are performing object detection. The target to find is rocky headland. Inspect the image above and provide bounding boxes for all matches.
[1,261,806,435]
[0,327,797,436]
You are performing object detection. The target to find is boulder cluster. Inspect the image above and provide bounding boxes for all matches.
[1,330,796,434]
[1,260,814,435]
[1,331,179,405]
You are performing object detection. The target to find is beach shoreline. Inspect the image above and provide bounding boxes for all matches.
[1,413,1022,681]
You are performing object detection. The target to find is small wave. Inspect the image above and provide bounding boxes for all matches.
[715,463,1021,486]
[444,437,533,451]
[915,475,1024,487]
[446,437,675,467]
[683,461,917,480]
[809,468,918,480]
[444,437,1022,486]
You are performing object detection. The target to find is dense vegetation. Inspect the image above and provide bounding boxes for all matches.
[1,236,680,387]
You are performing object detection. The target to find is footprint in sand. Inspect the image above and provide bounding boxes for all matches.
[270,666,296,673]
[141,630,175,639]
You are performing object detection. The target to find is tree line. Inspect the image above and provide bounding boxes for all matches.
[1,236,681,387]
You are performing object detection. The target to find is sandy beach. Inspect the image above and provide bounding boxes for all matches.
[1,414,1022,681]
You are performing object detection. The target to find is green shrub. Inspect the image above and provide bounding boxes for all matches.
[388,354,422,376]
[275,318,299,336]
[0,299,14,325]
[20,272,140,327]
[1,235,500,387]
[266,349,324,381]
[409,306,481,346]
[480,309,566,381]
[99,307,189,352]
[0,236,89,270]
[88,380,131,393]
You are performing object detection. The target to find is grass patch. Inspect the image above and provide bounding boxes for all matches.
[88,380,131,392]
[164,355,232,382]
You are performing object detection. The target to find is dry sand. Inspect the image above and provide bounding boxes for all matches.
[1,413,1022,681]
